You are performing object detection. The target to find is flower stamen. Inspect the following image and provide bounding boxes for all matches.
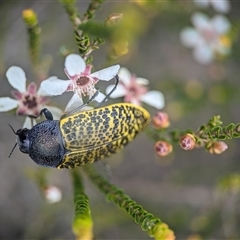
[23,95,38,109]
[76,76,89,86]
[72,74,96,97]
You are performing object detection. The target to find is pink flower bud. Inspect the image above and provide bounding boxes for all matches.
[208,141,228,154]
[179,134,196,150]
[154,141,173,157]
[152,112,170,129]
[44,185,62,204]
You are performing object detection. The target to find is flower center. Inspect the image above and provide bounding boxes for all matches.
[76,76,90,86]
[202,28,218,42]
[129,86,137,96]
[23,94,38,109]
[73,75,96,97]
[128,84,147,98]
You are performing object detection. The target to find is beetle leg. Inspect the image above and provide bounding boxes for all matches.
[101,160,112,182]
[39,108,54,120]
[97,74,119,108]
[27,108,53,120]
[62,89,100,117]
[61,75,119,117]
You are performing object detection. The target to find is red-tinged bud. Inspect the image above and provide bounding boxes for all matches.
[105,13,123,26]
[152,112,170,129]
[179,134,196,150]
[208,141,228,154]
[154,141,173,157]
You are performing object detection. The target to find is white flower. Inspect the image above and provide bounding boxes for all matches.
[193,0,230,13]
[0,66,63,128]
[41,54,120,112]
[180,13,231,64]
[105,68,165,109]
[44,185,62,204]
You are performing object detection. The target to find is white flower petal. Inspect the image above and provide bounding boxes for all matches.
[180,28,201,48]
[136,78,149,85]
[140,91,165,109]
[41,77,71,96]
[91,65,120,81]
[211,0,230,13]
[37,85,53,97]
[193,45,213,64]
[6,66,27,93]
[105,84,126,98]
[211,15,231,34]
[193,0,209,8]
[32,119,37,126]
[0,97,19,112]
[81,106,94,111]
[118,67,132,86]
[23,117,33,129]
[192,13,209,30]
[37,85,52,96]
[45,106,63,120]
[94,91,106,103]
[65,93,84,113]
[65,54,86,76]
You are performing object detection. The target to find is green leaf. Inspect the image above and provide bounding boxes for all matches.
[71,170,93,240]
[78,21,112,38]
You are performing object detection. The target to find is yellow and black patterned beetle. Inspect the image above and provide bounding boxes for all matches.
[12,93,150,169]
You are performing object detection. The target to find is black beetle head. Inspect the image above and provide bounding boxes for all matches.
[16,128,30,154]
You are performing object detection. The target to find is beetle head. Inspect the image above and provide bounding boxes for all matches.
[9,125,30,156]
[15,128,30,154]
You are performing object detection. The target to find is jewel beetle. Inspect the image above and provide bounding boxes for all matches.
[10,86,151,169]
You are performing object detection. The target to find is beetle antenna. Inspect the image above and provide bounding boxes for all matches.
[8,124,18,158]
[9,142,18,158]
[8,124,17,134]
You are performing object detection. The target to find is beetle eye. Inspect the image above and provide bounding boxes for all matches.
[22,136,26,141]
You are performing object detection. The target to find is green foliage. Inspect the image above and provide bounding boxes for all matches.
[201,117,240,140]
[83,0,105,21]
[59,0,106,62]
[22,9,41,67]
[78,21,111,38]
[83,165,175,239]
[72,170,93,240]
[59,0,81,26]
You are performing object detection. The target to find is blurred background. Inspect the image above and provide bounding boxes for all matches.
[1,0,240,239]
